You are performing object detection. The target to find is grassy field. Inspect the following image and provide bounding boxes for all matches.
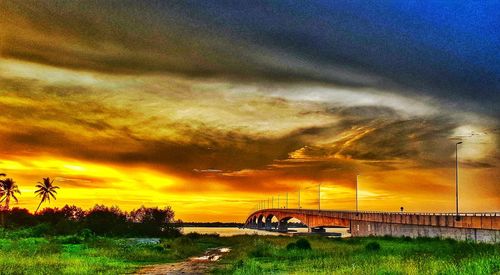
[0,234,219,274]
[215,235,500,274]
[0,233,498,274]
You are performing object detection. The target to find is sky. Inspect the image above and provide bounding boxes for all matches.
[0,1,499,221]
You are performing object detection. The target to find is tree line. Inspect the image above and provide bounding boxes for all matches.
[0,173,181,237]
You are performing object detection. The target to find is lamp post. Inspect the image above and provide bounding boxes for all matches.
[286,192,288,209]
[298,188,301,209]
[356,175,359,214]
[455,141,462,220]
[318,182,321,211]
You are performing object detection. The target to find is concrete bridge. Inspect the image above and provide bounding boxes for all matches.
[244,209,500,243]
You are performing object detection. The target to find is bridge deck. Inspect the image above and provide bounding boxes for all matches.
[246,209,500,230]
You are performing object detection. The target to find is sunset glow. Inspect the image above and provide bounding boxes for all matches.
[0,1,498,222]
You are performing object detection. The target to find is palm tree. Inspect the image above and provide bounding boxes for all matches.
[34,177,59,213]
[0,173,5,200]
[0,178,21,210]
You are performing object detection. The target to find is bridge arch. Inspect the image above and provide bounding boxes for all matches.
[244,209,500,242]
[257,214,265,228]
[244,209,351,231]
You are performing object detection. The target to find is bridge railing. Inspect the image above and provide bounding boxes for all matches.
[252,208,499,217]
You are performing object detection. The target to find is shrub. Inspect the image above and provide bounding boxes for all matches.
[39,239,63,254]
[171,236,199,257]
[186,232,201,240]
[365,241,381,251]
[86,237,115,249]
[249,241,274,257]
[30,223,51,237]
[403,236,412,242]
[286,238,312,251]
[345,238,361,244]
[382,235,394,240]
[295,238,312,250]
[159,238,173,249]
[286,242,297,250]
[58,235,82,244]
[445,238,457,245]
[78,228,94,241]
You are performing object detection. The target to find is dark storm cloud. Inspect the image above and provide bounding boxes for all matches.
[1,73,496,191]
[1,1,498,115]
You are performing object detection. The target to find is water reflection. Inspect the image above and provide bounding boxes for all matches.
[180,227,349,237]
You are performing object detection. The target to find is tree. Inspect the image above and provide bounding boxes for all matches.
[0,173,5,201]
[0,178,21,210]
[34,177,59,213]
[84,205,128,236]
[128,206,178,236]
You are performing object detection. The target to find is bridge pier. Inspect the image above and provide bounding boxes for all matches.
[265,216,273,230]
[350,220,500,242]
[278,221,288,232]
[257,218,265,229]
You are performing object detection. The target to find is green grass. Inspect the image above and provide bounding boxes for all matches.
[0,235,218,274]
[214,236,500,275]
[0,234,498,274]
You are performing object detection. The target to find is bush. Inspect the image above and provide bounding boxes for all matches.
[403,236,412,242]
[185,232,201,240]
[286,242,297,250]
[295,238,312,250]
[345,238,361,244]
[365,241,381,251]
[171,236,199,257]
[445,238,457,245]
[382,235,395,240]
[39,239,63,254]
[286,238,312,251]
[78,228,94,241]
[58,235,82,244]
[30,223,51,237]
[249,241,274,257]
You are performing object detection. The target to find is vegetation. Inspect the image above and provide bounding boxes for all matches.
[34,177,59,213]
[0,205,181,238]
[364,241,381,251]
[0,229,497,274]
[0,173,181,238]
[0,234,217,274]
[214,235,500,274]
[286,238,311,250]
[0,178,20,210]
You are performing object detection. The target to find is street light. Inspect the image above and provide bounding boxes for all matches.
[298,187,301,209]
[318,182,321,211]
[356,175,359,214]
[455,141,462,221]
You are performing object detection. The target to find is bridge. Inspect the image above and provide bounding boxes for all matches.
[244,209,500,243]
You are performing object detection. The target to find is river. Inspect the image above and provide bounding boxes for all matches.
[180,227,350,237]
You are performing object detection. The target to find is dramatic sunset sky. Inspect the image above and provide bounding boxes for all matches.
[0,1,499,221]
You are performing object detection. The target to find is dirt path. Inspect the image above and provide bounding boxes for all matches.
[135,248,230,275]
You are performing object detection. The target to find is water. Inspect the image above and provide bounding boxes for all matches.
[180,227,350,237]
